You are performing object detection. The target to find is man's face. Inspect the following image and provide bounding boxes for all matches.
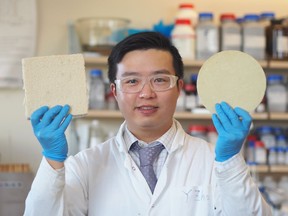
[111,49,183,135]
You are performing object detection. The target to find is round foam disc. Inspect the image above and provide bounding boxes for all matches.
[197,50,266,113]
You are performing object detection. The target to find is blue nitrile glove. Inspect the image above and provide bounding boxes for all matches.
[30,105,72,162]
[212,101,252,162]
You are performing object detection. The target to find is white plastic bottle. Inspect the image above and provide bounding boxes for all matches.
[220,13,242,51]
[196,12,219,60]
[242,14,266,60]
[175,3,198,29]
[266,74,287,112]
[277,147,286,165]
[88,120,106,148]
[268,147,277,165]
[257,126,276,149]
[171,19,195,59]
[285,146,288,165]
[89,69,106,110]
[254,141,267,164]
[246,140,256,164]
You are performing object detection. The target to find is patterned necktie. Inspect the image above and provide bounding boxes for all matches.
[132,142,165,193]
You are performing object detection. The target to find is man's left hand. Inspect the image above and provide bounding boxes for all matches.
[212,101,252,162]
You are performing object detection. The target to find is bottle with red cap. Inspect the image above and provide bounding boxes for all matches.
[175,3,198,29]
[254,141,267,164]
[184,82,197,111]
[219,13,242,51]
[188,125,207,141]
[171,19,195,59]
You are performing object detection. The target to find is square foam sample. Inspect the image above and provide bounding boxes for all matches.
[22,53,88,119]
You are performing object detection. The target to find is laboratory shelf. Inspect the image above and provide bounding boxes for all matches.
[269,112,288,120]
[248,165,269,173]
[268,60,288,69]
[269,165,288,173]
[248,165,288,173]
[84,56,282,69]
[86,110,270,121]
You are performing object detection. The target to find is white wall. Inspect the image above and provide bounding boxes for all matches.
[1,0,288,173]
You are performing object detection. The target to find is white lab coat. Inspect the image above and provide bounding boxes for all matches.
[24,120,272,216]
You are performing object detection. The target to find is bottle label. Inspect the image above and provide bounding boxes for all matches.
[277,35,288,52]
[197,29,218,52]
[243,35,265,48]
[172,36,195,59]
[223,33,241,47]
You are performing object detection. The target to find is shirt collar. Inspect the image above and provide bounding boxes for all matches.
[123,120,177,153]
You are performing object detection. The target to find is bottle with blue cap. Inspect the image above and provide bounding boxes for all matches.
[242,14,266,60]
[266,74,287,112]
[256,126,276,149]
[89,69,105,110]
[196,12,219,60]
[260,12,275,27]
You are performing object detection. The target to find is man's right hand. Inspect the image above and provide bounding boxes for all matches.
[30,105,72,163]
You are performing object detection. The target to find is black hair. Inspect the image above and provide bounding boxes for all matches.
[108,31,184,83]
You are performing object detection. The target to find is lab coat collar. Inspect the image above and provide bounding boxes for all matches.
[115,119,186,154]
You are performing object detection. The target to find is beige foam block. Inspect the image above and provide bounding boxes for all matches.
[22,53,88,119]
[197,50,266,114]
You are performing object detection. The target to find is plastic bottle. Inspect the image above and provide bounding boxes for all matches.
[277,147,286,165]
[89,69,105,110]
[254,141,267,164]
[266,75,287,112]
[188,125,207,141]
[175,3,198,29]
[196,12,219,60]
[276,134,287,148]
[268,146,277,165]
[88,120,106,148]
[246,140,256,164]
[274,127,284,137]
[257,126,276,149]
[171,19,195,59]
[285,146,288,165]
[242,14,266,60]
[220,13,242,51]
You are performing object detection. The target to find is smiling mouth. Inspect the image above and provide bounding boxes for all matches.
[136,106,158,110]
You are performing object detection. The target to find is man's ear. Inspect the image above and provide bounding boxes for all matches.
[177,79,184,95]
[110,83,118,101]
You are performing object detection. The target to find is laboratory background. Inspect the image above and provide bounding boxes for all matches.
[1,0,288,215]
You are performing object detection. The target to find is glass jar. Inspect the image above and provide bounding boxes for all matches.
[266,18,288,60]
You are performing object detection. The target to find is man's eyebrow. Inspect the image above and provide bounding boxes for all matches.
[120,69,172,77]
[120,72,140,77]
[152,69,171,75]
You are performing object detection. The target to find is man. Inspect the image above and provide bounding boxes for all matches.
[24,32,272,215]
